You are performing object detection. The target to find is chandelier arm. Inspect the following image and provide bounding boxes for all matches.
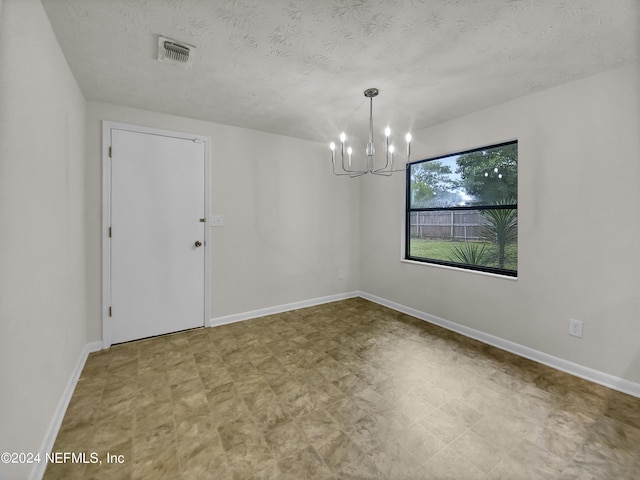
[333,162,367,176]
[333,162,366,176]
[372,163,410,174]
[332,147,366,176]
[371,150,391,173]
[331,146,352,176]
[373,143,411,173]
[341,157,367,175]
[332,163,358,176]
[330,148,366,176]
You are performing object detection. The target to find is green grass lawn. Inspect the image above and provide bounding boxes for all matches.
[409,238,517,272]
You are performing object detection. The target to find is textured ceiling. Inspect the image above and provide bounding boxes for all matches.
[41,0,639,146]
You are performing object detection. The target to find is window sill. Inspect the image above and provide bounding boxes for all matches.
[400,258,518,281]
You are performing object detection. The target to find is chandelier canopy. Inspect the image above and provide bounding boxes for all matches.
[330,88,411,177]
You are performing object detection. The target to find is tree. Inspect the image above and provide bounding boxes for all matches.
[410,161,460,207]
[455,144,517,205]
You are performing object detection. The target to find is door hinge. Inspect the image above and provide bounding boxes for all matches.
[108,227,112,237]
[109,307,112,317]
[199,218,206,222]
[109,146,112,158]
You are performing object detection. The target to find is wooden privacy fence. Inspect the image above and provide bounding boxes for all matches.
[410,211,483,241]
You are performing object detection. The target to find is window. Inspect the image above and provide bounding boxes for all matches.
[406,140,517,276]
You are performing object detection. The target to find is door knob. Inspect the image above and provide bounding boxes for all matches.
[194,241,202,247]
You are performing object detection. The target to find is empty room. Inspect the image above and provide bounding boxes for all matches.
[1,0,639,479]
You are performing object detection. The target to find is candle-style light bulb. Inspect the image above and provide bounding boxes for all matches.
[389,144,395,166]
[405,133,411,158]
[329,142,336,151]
[330,142,336,164]
[347,146,353,167]
[340,132,346,143]
[385,126,391,137]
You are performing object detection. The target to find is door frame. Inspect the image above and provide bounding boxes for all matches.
[102,121,211,348]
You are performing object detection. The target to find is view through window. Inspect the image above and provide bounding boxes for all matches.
[406,141,518,276]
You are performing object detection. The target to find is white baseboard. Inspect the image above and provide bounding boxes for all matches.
[209,291,360,327]
[359,291,640,399]
[30,341,103,480]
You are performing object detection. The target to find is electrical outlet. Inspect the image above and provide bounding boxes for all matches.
[210,215,224,227]
[568,318,583,338]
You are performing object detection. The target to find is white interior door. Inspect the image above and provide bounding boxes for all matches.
[109,127,206,344]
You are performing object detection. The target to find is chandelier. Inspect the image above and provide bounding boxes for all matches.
[330,88,411,177]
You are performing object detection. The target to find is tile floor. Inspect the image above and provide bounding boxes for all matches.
[44,298,640,479]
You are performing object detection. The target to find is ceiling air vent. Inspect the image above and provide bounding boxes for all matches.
[157,36,195,66]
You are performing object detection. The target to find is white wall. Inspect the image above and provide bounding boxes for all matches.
[0,1,87,478]
[85,101,360,341]
[360,62,640,384]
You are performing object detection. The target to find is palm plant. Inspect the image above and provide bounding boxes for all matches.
[480,200,517,269]
[449,242,489,266]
